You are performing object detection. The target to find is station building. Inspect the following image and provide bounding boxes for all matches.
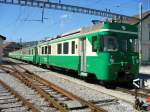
[0,35,6,63]
[126,10,150,63]
[139,11,150,63]
[3,42,21,57]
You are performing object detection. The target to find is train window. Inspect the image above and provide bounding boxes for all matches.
[42,47,44,54]
[29,49,30,55]
[127,39,136,52]
[48,45,51,54]
[57,43,62,54]
[149,30,150,40]
[32,49,34,55]
[92,36,97,52]
[71,41,75,54]
[45,46,48,54]
[149,48,150,60]
[23,51,25,54]
[103,36,118,51]
[63,42,69,54]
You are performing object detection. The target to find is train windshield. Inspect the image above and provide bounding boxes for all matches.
[118,38,135,52]
[101,36,136,52]
[102,36,118,51]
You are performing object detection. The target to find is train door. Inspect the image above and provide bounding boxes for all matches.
[34,47,38,64]
[47,45,51,65]
[80,38,87,76]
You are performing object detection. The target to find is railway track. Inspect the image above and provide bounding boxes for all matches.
[17,63,148,100]
[116,87,150,99]
[4,60,149,100]
[12,61,150,101]
[0,79,39,112]
[0,62,108,112]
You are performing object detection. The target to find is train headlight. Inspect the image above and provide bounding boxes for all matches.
[132,56,139,64]
[136,59,139,64]
[110,56,114,64]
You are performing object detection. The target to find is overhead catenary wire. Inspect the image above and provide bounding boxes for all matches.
[0,0,137,20]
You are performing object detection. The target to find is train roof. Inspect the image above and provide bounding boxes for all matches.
[9,22,138,52]
[43,22,137,43]
[38,22,104,45]
[36,21,138,46]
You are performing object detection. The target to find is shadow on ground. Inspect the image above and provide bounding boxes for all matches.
[41,67,135,89]
[139,73,150,80]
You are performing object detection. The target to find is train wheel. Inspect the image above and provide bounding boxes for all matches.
[85,74,97,83]
[49,66,55,71]
[103,82,116,89]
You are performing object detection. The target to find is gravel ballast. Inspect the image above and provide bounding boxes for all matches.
[6,58,138,112]
[0,69,57,112]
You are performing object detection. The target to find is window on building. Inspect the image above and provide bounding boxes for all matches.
[71,41,75,54]
[57,43,62,54]
[63,42,69,54]
[48,45,51,54]
[92,36,97,52]
[42,47,44,54]
[45,46,47,54]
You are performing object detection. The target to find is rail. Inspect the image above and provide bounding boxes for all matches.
[0,62,107,112]
[116,87,150,98]
[0,79,39,112]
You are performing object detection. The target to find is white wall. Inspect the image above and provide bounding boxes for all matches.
[139,15,150,61]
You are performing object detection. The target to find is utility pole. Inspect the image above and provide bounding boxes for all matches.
[19,37,22,49]
[139,3,143,65]
[41,7,45,23]
[148,0,150,10]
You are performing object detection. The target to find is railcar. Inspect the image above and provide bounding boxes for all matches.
[9,46,36,63]
[21,46,36,63]
[9,50,21,59]
[9,21,139,86]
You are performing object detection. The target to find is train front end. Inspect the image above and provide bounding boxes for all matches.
[96,22,139,84]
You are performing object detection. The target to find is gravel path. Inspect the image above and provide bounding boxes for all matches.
[6,58,138,112]
[0,69,57,112]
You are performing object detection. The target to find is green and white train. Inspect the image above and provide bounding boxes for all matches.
[9,21,139,86]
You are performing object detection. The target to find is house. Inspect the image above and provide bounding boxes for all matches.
[125,10,150,63]
[0,35,6,63]
[137,10,150,63]
[3,42,21,57]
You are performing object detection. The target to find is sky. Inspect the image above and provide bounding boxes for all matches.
[0,0,149,42]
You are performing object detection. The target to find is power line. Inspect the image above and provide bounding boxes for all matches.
[24,8,48,23]
[0,0,138,20]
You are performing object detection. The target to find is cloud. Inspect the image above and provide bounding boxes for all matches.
[60,14,71,28]
[61,14,69,19]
